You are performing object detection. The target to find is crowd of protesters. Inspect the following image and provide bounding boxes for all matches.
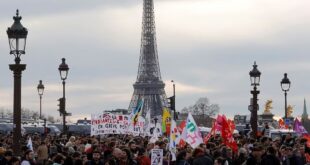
[1,130,310,165]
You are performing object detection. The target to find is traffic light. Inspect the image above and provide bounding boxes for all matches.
[57,97,65,116]
[168,96,178,120]
[168,96,175,110]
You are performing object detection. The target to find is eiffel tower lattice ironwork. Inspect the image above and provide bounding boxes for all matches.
[129,0,168,117]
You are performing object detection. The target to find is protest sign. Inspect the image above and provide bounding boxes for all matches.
[151,149,163,165]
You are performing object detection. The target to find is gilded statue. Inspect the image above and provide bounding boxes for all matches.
[287,105,294,117]
[264,100,273,113]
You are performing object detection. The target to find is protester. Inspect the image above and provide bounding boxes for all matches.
[37,141,48,164]
[87,150,104,165]
[192,147,213,165]
[176,150,191,165]
[21,150,35,165]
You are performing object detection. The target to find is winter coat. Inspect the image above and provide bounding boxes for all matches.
[261,154,281,165]
[193,155,213,165]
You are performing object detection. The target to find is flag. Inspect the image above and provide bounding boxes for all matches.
[27,137,33,151]
[204,121,216,144]
[178,120,186,133]
[228,119,235,134]
[131,99,144,126]
[178,120,187,148]
[215,115,224,132]
[169,120,178,161]
[221,115,238,153]
[144,108,151,135]
[162,108,171,134]
[184,113,203,148]
[279,119,288,129]
[294,118,308,135]
[303,134,310,147]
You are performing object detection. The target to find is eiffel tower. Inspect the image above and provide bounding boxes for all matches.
[129,0,168,117]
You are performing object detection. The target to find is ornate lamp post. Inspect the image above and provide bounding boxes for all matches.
[281,73,291,120]
[249,62,261,138]
[7,9,28,156]
[37,80,45,119]
[58,58,69,134]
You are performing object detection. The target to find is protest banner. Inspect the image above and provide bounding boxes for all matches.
[91,112,145,136]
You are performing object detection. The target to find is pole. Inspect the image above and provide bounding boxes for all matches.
[251,86,259,138]
[173,82,176,120]
[62,80,66,134]
[9,63,26,156]
[284,91,287,120]
[39,95,42,119]
[44,118,47,135]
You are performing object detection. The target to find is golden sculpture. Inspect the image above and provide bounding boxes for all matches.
[287,105,294,117]
[264,100,273,113]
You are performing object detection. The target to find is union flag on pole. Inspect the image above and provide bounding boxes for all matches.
[183,113,203,148]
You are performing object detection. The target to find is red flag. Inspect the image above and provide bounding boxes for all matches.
[306,153,310,163]
[303,135,310,147]
[178,120,186,133]
[204,121,216,144]
[228,119,235,134]
[221,116,238,153]
[215,115,223,131]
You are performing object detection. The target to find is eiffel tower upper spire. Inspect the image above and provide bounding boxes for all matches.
[302,98,308,121]
[129,0,167,117]
[137,0,162,82]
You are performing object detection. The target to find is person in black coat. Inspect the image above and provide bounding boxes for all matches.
[176,150,190,165]
[246,146,263,165]
[192,147,214,165]
[261,146,280,165]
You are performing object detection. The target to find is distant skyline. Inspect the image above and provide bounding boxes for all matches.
[0,0,310,121]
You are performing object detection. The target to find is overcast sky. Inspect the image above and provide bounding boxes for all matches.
[0,0,310,121]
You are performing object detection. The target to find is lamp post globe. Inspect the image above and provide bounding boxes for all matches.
[281,73,291,120]
[7,9,28,156]
[249,62,261,86]
[58,58,69,81]
[37,80,45,119]
[7,9,28,64]
[249,61,261,138]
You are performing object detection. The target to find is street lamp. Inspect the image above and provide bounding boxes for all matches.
[281,73,291,120]
[249,61,261,138]
[37,80,45,119]
[58,58,69,134]
[171,80,176,120]
[7,9,28,156]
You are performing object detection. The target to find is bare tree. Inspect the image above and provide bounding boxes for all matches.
[0,108,5,118]
[47,116,55,123]
[181,97,219,117]
[32,112,39,120]
[181,107,189,114]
